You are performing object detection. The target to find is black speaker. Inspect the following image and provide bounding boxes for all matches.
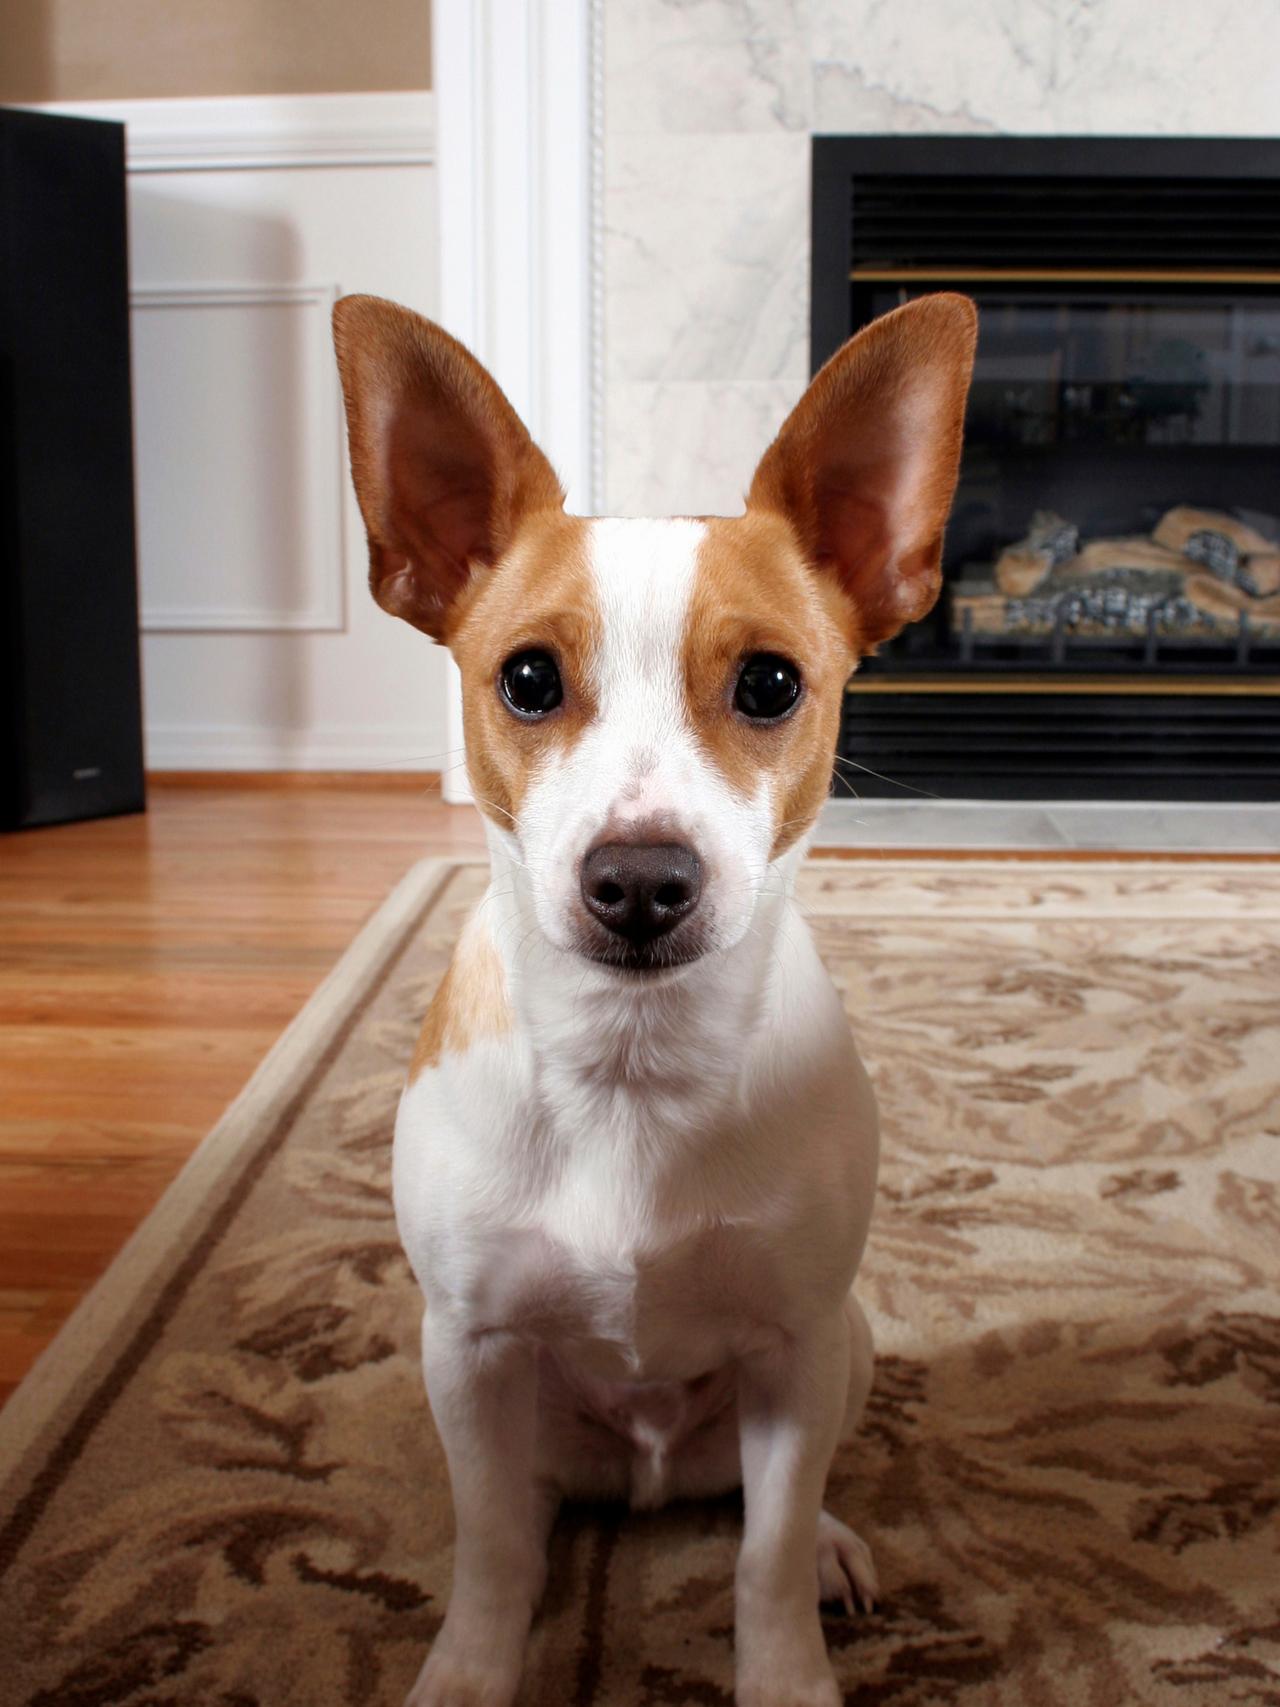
[1,107,145,829]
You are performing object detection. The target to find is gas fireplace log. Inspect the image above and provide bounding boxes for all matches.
[963,500,1280,646]
[1066,538,1187,579]
[993,510,1078,595]
[1178,532,1280,597]
[994,550,1053,597]
[1237,553,1280,597]
[1153,505,1277,559]
[1152,504,1280,595]
[1183,573,1280,631]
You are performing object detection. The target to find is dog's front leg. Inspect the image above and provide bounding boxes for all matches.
[735,1311,851,1707]
[407,1310,550,1707]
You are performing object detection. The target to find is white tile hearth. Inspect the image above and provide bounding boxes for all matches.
[815,800,1069,852]
[1044,804,1280,853]
[814,799,1280,854]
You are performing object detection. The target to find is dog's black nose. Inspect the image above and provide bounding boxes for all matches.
[580,842,703,947]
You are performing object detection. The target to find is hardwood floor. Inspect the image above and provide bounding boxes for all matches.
[0,777,485,1407]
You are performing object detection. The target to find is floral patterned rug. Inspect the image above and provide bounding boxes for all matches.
[2,855,1278,1707]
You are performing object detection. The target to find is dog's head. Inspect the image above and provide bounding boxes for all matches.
[334,294,976,976]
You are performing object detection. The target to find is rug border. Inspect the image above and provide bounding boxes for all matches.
[0,855,483,1512]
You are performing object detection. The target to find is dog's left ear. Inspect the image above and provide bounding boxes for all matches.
[748,293,977,650]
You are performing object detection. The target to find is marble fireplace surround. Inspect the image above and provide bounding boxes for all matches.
[603,0,1280,517]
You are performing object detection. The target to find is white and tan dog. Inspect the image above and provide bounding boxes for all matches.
[333,292,976,1707]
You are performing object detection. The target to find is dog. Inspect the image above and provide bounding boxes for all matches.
[332,290,976,1707]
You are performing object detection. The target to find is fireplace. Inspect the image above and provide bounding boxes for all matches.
[812,137,1280,801]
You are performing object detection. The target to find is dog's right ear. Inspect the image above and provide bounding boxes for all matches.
[332,296,564,641]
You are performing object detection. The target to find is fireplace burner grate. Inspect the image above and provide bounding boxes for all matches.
[849,174,1280,272]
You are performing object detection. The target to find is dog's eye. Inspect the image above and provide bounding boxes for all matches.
[734,654,801,721]
[500,649,563,717]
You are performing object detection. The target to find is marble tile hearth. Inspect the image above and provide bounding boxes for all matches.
[813,799,1280,853]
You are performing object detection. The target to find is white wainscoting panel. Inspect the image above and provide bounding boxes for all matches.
[133,284,343,632]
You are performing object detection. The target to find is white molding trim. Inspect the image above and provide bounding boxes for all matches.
[132,284,337,310]
[144,723,448,771]
[131,283,345,633]
[23,91,436,173]
[435,0,602,800]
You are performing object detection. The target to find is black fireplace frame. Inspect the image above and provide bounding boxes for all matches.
[812,135,1280,803]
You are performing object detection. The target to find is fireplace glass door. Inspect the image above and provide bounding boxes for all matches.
[859,277,1280,677]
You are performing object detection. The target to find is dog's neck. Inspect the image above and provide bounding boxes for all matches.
[482,827,807,1137]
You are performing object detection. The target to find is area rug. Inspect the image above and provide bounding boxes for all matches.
[2,856,1278,1707]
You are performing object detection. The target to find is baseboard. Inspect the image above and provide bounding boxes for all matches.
[143,724,453,773]
[149,770,443,791]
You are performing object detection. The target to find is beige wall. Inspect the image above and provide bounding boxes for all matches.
[1,0,431,102]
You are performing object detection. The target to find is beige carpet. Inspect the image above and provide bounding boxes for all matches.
[2,856,1278,1707]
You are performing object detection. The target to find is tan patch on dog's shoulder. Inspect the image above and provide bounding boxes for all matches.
[683,513,857,858]
[410,916,511,1080]
[447,511,601,830]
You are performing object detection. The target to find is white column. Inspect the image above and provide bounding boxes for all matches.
[433,0,600,801]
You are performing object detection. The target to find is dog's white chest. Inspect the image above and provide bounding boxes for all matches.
[393,1061,821,1373]
[450,1173,783,1381]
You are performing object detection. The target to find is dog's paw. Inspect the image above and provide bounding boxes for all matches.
[404,1648,522,1707]
[735,1604,841,1707]
[736,1664,841,1707]
[815,1508,878,1615]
